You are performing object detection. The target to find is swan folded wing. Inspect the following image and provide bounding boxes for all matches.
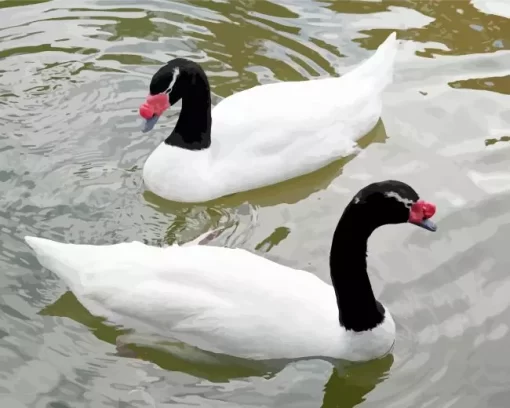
[84,278,232,332]
[211,75,380,162]
[26,238,343,359]
[89,277,339,359]
[81,277,297,358]
[205,83,377,196]
[209,30,397,163]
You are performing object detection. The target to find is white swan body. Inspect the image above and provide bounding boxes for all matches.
[142,32,399,203]
[25,181,438,362]
[25,237,395,361]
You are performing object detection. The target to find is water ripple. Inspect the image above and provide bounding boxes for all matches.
[1,0,510,407]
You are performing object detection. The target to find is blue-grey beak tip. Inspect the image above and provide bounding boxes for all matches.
[141,115,160,133]
[416,218,437,232]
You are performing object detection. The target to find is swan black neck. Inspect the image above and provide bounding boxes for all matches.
[329,202,386,332]
[164,61,212,150]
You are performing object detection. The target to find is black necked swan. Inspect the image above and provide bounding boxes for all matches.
[25,180,437,362]
[139,32,399,203]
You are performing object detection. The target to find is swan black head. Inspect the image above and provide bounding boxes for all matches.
[139,58,210,134]
[330,180,437,332]
[345,180,437,232]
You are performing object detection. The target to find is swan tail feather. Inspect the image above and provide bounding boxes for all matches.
[25,236,90,293]
[353,31,399,94]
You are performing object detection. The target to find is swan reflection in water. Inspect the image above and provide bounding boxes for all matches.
[42,291,394,408]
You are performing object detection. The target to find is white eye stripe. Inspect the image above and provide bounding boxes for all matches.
[384,191,414,208]
[164,67,180,94]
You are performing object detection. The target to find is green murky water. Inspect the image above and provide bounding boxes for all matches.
[2,0,510,406]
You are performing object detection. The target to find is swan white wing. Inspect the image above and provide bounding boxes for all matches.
[208,77,380,196]
[211,74,370,159]
[25,237,342,359]
[96,277,340,359]
[209,32,398,161]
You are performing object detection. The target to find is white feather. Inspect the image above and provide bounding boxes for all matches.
[143,32,399,202]
[25,236,395,361]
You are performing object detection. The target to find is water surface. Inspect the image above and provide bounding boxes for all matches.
[2,0,510,407]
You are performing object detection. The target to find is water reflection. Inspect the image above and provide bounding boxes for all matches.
[41,291,393,407]
[322,356,393,408]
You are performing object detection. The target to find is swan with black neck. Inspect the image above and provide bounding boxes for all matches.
[24,180,436,361]
[139,32,399,203]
